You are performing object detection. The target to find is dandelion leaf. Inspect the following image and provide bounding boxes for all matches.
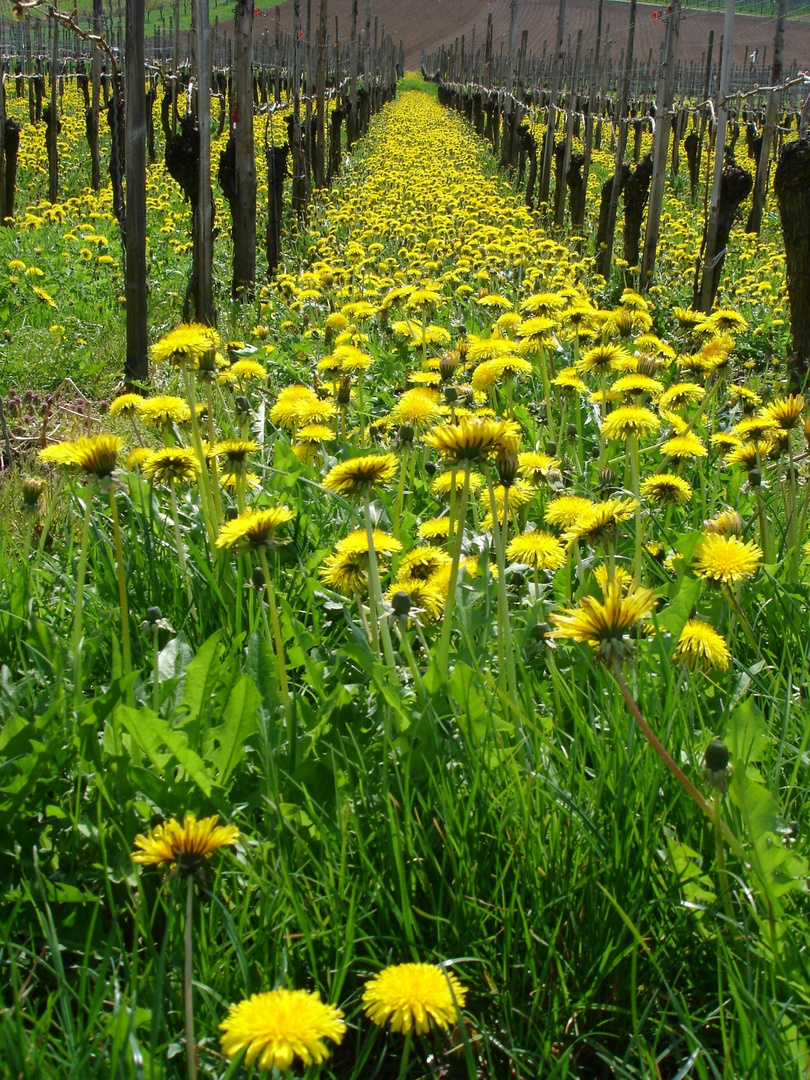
[203,674,260,788]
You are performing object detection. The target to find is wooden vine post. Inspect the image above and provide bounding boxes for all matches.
[595,0,636,281]
[231,0,255,298]
[194,0,214,323]
[47,19,58,203]
[90,0,103,190]
[554,26,581,228]
[538,0,567,208]
[775,93,810,390]
[0,63,6,221]
[125,0,148,385]
[746,86,779,236]
[640,0,681,289]
[314,0,328,189]
[577,0,604,235]
[697,0,734,313]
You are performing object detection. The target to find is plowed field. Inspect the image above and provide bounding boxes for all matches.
[258,0,810,76]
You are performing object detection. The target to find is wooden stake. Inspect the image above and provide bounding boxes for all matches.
[640,0,681,288]
[125,0,149,384]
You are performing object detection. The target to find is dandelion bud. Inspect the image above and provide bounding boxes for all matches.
[391,590,412,617]
[425,460,438,476]
[803,417,810,449]
[598,466,616,492]
[336,376,352,406]
[703,738,732,792]
[636,357,659,377]
[545,467,563,488]
[198,347,218,373]
[495,437,519,487]
[567,423,578,439]
[21,476,47,509]
[145,606,163,625]
[225,506,239,521]
[398,423,415,446]
[510,569,525,589]
[439,350,460,382]
[545,440,557,456]
[532,621,552,640]
[252,566,265,589]
[234,394,252,417]
[747,468,762,488]
[444,386,459,404]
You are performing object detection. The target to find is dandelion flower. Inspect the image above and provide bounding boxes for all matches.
[577,343,634,375]
[220,987,345,1071]
[762,394,804,431]
[601,406,660,441]
[142,447,202,484]
[562,498,639,547]
[550,581,656,663]
[322,453,398,497]
[215,507,295,552]
[692,534,762,585]
[131,812,238,872]
[674,619,731,672]
[659,383,705,411]
[149,323,220,369]
[398,546,452,582]
[424,416,519,465]
[506,531,567,571]
[109,393,145,419]
[390,388,445,430]
[139,396,192,426]
[640,474,692,506]
[362,963,467,1035]
[544,494,595,528]
[39,434,122,478]
[661,432,708,459]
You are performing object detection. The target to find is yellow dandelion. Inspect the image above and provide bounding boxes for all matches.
[219,988,345,1072]
[639,474,693,506]
[549,581,656,663]
[131,812,238,872]
[601,406,660,441]
[424,416,520,465]
[362,963,467,1036]
[322,453,398,497]
[109,393,144,419]
[692,534,762,585]
[139,396,192,426]
[215,507,295,552]
[141,448,202,484]
[674,619,731,673]
[506,530,567,570]
[39,434,122,478]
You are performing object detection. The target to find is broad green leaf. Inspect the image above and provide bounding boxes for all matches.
[204,675,261,788]
[655,575,702,648]
[726,698,769,766]
[116,705,215,797]
[179,631,224,735]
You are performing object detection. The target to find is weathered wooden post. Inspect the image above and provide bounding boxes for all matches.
[554,26,581,228]
[314,0,327,189]
[538,0,567,208]
[194,0,214,323]
[775,94,810,390]
[594,0,636,281]
[640,0,681,288]
[229,0,255,298]
[697,0,734,312]
[125,0,149,386]
[772,0,786,86]
[47,22,59,204]
[746,87,779,236]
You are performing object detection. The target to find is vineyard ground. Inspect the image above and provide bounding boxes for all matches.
[245,0,810,78]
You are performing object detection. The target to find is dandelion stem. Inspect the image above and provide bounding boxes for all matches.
[363,489,397,670]
[393,444,409,542]
[169,480,197,619]
[71,488,93,709]
[611,661,744,858]
[108,484,132,704]
[398,1031,413,1080]
[184,876,197,1080]
[714,791,735,925]
[258,547,293,751]
[437,464,471,675]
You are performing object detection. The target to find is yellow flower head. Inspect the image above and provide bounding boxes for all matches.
[139,396,192,426]
[692,534,762,585]
[661,432,708,459]
[109,393,145,419]
[362,962,467,1035]
[600,405,660,442]
[424,416,520,465]
[215,507,295,552]
[577,343,634,376]
[220,987,345,1071]
[149,323,220,370]
[506,530,567,571]
[131,812,238,872]
[544,495,596,529]
[39,434,122,478]
[322,453,398,497]
[562,497,639,548]
[141,447,202,485]
[639,474,692,507]
[550,582,656,663]
[674,619,731,673]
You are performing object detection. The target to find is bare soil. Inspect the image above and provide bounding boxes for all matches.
[248,1,810,78]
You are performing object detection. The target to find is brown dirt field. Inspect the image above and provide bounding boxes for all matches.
[249,1,810,77]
